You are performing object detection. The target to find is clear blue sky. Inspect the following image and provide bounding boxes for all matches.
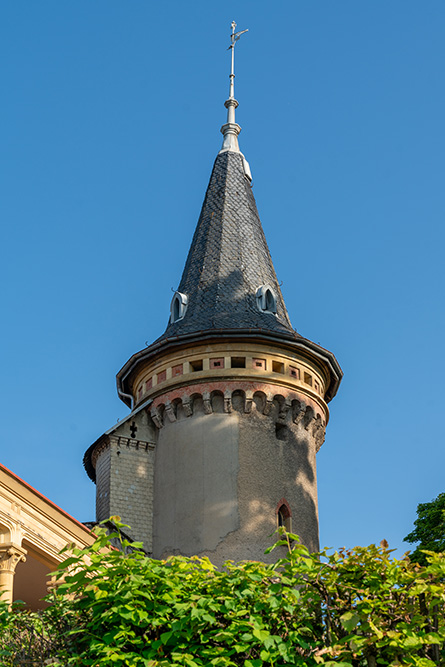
[2,1,445,556]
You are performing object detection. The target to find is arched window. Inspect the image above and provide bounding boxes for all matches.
[170,291,188,323]
[276,500,292,532]
[256,285,277,315]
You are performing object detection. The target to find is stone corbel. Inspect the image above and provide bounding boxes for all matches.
[312,416,326,451]
[302,406,315,431]
[150,406,163,429]
[182,395,193,417]
[263,394,274,415]
[292,401,306,426]
[164,401,177,423]
[244,390,253,414]
[278,399,291,421]
[202,392,212,415]
[224,390,232,414]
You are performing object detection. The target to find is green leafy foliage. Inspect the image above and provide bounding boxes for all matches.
[1,521,445,666]
[404,492,445,565]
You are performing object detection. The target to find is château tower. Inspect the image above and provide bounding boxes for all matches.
[83,25,342,564]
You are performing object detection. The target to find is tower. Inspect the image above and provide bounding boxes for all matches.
[83,25,342,564]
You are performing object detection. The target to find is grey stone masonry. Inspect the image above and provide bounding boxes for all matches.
[156,150,295,343]
[88,404,157,553]
[95,436,155,553]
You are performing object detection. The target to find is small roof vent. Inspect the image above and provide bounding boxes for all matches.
[256,285,277,315]
[242,156,252,181]
[170,291,188,323]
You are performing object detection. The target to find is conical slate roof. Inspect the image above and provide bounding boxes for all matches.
[158,149,296,342]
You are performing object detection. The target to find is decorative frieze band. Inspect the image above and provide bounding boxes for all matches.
[146,382,327,447]
[92,435,155,468]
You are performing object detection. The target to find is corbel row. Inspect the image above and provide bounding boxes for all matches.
[149,389,326,449]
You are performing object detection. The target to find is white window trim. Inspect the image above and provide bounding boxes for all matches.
[170,291,188,323]
[256,284,277,315]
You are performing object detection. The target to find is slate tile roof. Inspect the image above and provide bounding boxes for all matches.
[156,150,297,342]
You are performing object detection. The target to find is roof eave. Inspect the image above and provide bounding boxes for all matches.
[116,328,342,405]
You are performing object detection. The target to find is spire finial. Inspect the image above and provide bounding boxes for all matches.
[220,21,248,153]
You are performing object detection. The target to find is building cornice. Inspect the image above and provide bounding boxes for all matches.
[116,328,342,406]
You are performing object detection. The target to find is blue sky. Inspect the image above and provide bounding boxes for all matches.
[2,1,445,556]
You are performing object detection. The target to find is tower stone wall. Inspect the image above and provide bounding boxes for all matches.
[88,407,156,551]
[151,383,323,566]
[94,438,155,551]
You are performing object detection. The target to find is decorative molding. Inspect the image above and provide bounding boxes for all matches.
[312,415,326,451]
[132,343,330,410]
[150,406,163,429]
[202,392,212,415]
[224,390,232,414]
[182,395,193,417]
[244,390,253,414]
[263,395,274,415]
[164,401,177,423]
[148,383,327,450]
[0,544,27,573]
[278,399,291,421]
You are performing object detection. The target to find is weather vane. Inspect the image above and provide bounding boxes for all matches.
[227,21,248,101]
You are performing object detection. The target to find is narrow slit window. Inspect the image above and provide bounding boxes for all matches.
[277,503,292,532]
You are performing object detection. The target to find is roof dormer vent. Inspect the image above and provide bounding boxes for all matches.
[170,291,188,323]
[242,156,252,181]
[256,285,277,315]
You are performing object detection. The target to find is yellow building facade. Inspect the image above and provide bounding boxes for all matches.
[0,464,95,609]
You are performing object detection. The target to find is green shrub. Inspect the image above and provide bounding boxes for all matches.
[1,521,445,666]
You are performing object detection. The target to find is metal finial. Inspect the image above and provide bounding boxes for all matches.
[227,21,248,100]
[220,21,248,154]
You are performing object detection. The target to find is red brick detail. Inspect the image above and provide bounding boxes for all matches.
[157,370,167,383]
[289,366,300,379]
[276,497,292,517]
[172,364,183,377]
[252,358,266,371]
[146,377,153,390]
[210,357,225,369]
[151,380,324,418]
